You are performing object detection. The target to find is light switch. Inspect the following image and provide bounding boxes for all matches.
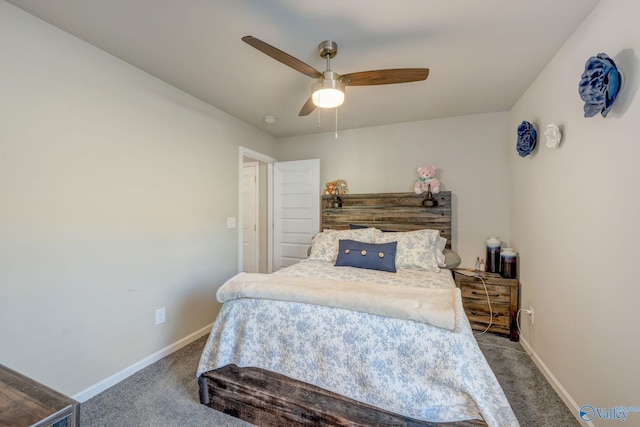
[227,217,236,228]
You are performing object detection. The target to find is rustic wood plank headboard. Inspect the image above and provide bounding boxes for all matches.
[321,191,452,249]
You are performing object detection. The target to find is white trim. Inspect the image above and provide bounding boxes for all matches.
[267,162,274,273]
[72,322,213,402]
[520,337,593,427]
[239,146,277,164]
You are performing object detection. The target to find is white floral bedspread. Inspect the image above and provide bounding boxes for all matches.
[276,259,455,289]
[198,260,519,427]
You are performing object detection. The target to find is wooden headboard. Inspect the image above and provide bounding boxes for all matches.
[321,191,452,249]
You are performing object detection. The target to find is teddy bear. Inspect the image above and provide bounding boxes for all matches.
[414,165,440,195]
[334,179,348,195]
[325,181,337,195]
[325,179,349,195]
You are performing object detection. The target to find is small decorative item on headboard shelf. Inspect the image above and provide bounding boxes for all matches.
[414,166,440,195]
[421,184,438,208]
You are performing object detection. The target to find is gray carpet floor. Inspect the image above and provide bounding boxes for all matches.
[80,333,580,427]
[474,334,579,427]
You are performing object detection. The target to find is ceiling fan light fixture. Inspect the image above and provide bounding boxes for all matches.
[242,36,430,117]
[311,78,345,109]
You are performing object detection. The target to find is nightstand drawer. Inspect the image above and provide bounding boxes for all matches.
[458,282,511,304]
[461,300,510,327]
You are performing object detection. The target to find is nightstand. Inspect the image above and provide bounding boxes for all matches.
[453,270,520,341]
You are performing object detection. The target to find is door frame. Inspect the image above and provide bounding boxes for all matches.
[238,147,277,273]
[242,161,259,273]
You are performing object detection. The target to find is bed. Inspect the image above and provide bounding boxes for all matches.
[197,192,518,426]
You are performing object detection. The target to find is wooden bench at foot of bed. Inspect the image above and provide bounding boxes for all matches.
[198,365,486,427]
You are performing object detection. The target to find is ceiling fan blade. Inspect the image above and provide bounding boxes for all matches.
[341,68,429,86]
[242,36,322,79]
[299,96,317,116]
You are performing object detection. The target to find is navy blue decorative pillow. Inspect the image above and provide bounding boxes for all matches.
[349,224,368,230]
[335,239,397,272]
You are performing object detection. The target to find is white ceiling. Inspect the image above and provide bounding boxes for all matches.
[6,0,600,139]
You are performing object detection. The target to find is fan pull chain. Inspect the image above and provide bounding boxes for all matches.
[335,107,338,139]
[317,108,321,128]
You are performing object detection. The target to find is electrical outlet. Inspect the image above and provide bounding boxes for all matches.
[528,306,534,324]
[155,307,166,325]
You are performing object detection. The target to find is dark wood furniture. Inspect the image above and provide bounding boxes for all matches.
[453,270,520,341]
[199,365,485,426]
[0,363,79,427]
[199,191,491,426]
[321,191,452,248]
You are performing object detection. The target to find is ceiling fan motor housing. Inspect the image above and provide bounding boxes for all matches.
[318,40,337,59]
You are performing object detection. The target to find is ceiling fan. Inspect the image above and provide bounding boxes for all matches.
[242,36,430,116]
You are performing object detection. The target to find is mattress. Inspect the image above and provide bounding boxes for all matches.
[197,260,519,427]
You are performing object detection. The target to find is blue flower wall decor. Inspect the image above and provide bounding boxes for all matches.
[578,53,622,118]
[516,121,537,157]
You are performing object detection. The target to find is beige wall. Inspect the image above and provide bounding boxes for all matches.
[509,0,640,421]
[0,1,277,396]
[275,112,512,268]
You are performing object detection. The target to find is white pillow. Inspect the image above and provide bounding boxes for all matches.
[436,237,447,267]
[374,229,441,272]
[308,228,379,262]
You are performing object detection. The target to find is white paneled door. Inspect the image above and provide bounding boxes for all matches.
[242,162,259,273]
[273,159,320,271]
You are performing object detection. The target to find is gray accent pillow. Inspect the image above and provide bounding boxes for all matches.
[443,249,461,269]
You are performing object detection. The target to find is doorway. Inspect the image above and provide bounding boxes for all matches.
[238,147,320,274]
[238,147,276,273]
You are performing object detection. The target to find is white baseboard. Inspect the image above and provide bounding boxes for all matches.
[520,337,594,427]
[72,322,213,402]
